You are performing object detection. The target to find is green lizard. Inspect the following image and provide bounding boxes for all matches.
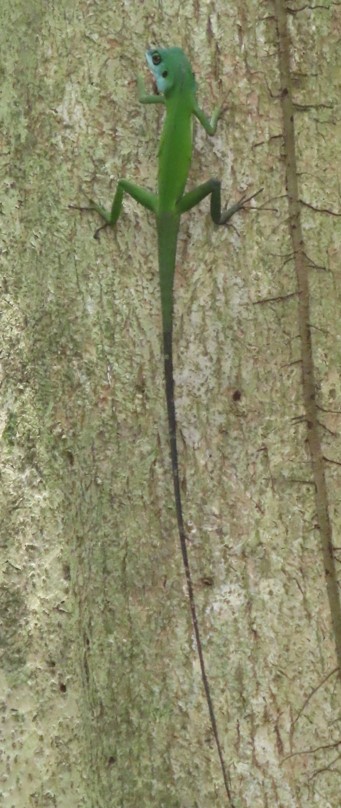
[76,47,261,806]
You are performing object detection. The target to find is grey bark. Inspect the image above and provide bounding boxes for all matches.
[0,1,340,806]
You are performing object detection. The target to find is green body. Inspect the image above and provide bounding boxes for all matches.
[81,47,260,807]
[156,71,190,328]
[91,48,247,333]
[157,55,194,211]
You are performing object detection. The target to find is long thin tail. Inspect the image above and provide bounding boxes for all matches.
[162,329,234,807]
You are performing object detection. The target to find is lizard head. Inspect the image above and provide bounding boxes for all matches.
[145,47,196,97]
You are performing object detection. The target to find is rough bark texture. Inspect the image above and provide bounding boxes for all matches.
[274,0,341,677]
[1,1,340,807]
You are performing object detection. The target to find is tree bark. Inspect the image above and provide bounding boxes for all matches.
[1,1,340,806]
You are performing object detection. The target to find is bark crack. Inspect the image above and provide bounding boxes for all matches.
[274,0,341,678]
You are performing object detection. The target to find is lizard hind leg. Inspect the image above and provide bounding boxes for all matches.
[178,179,262,225]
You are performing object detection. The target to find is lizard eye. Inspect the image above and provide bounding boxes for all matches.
[152,52,161,65]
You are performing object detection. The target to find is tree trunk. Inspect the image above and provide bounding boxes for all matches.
[1,1,340,806]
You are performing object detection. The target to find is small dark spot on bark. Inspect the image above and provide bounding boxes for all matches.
[59,682,67,693]
[232,389,242,401]
[201,576,214,587]
[63,564,71,581]
[66,449,74,466]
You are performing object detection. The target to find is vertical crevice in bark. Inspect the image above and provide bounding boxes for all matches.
[274,0,341,677]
